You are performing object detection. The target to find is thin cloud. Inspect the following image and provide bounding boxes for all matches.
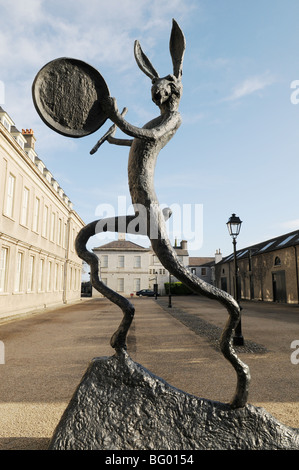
[224,74,275,102]
[280,219,299,231]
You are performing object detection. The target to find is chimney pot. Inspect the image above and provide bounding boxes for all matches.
[22,128,36,149]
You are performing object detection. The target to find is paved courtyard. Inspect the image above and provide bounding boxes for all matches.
[0,295,298,450]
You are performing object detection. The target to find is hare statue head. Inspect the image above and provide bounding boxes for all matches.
[134,19,186,112]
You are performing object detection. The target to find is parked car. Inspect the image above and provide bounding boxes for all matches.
[136,289,159,297]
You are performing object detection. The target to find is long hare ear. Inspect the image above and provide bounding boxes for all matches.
[169,19,186,79]
[134,40,159,80]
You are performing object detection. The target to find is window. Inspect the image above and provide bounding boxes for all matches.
[21,187,29,226]
[60,264,64,290]
[58,218,62,245]
[15,252,23,292]
[0,247,8,293]
[71,228,75,251]
[191,267,196,274]
[134,256,141,268]
[27,255,34,292]
[259,241,276,252]
[277,235,296,247]
[47,261,52,291]
[50,212,55,242]
[3,118,10,131]
[102,255,108,268]
[118,255,125,268]
[38,259,44,291]
[6,173,15,217]
[17,136,24,149]
[42,205,48,237]
[201,267,207,276]
[63,222,67,248]
[74,269,77,290]
[117,278,124,292]
[134,278,141,292]
[274,256,281,266]
[33,197,40,232]
[70,267,73,290]
[54,263,58,291]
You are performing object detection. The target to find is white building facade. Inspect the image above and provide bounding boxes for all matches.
[92,237,190,297]
[0,107,84,321]
[92,237,150,297]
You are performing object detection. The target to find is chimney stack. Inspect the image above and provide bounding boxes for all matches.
[180,240,188,250]
[22,129,36,150]
[215,249,222,264]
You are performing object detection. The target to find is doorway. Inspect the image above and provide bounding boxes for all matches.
[221,277,227,292]
[272,271,286,303]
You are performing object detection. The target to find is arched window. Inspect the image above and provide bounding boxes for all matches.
[274,256,281,266]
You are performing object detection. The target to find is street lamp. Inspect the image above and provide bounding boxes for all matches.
[226,213,244,346]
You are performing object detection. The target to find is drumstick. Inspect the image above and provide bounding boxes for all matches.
[90,107,128,154]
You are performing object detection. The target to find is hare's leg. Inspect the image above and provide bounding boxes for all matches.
[149,203,250,408]
[75,216,136,352]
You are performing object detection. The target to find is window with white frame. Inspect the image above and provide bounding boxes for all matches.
[15,252,24,292]
[58,218,62,245]
[27,255,34,292]
[20,187,29,226]
[118,255,125,268]
[42,205,48,237]
[0,247,8,293]
[50,212,55,242]
[32,197,40,232]
[38,259,44,291]
[5,173,15,218]
[54,263,58,291]
[63,222,67,248]
[117,278,124,292]
[17,136,24,149]
[69,267,72,290]
[101,255,108,268]
[74,269,77,290]
[134,255,141,268]
[3,118,10,131]
[47,261,52,291]
[60,264,64,290]
[134,278,141,292]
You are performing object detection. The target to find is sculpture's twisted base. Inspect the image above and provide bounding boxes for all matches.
[48,352,299,450]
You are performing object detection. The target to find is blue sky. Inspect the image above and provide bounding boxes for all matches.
[1,0,299,257]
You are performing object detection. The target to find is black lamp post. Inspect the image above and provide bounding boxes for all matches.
[226,213,244,346]
[168,273,172,308]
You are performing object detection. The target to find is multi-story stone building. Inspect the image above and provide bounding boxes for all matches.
[0,106,84,320]
[215,230,299,304]
[92,236,190,297]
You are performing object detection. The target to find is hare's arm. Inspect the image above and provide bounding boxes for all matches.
[90,107,132,154]
[107,135,132,146]
[103,98,181,141]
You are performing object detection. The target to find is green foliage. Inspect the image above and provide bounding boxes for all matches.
[164,281,193,295]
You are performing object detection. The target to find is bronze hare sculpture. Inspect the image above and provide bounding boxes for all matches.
[33,19,250,408]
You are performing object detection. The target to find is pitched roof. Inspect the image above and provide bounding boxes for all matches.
[219,229,299,264]
[188,257,214,266]
[93,240,149,252]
